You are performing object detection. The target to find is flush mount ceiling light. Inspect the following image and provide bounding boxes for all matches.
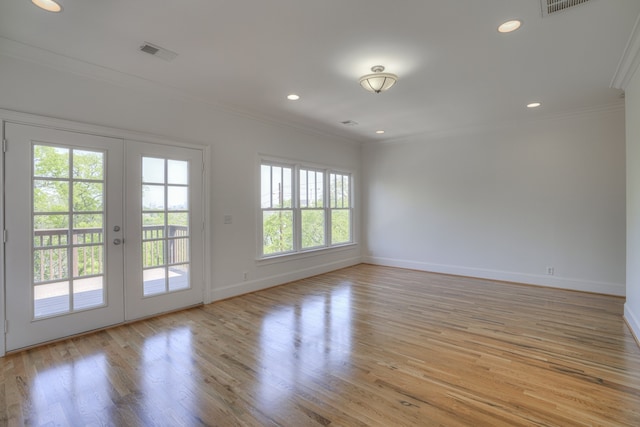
[32,0,62,12]
[498,19,522,33]
[359,66,398,94]
[527,102,542,108]
[375,130,385,134]
[287,94,300,101]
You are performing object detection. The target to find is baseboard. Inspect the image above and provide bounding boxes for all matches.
[363,256,625,296]
[210,256,362,301]
[625,303,640,347]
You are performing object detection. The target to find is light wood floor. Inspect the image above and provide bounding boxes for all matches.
[2,264,639,426]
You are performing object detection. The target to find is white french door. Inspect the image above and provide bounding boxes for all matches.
[123,141,204,321]
[4,124,204,351]
[5,123,125,351]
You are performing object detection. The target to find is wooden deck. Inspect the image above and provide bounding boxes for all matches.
[2,264,639,426]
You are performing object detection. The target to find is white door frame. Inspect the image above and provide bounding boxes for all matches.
[0,109,212,356]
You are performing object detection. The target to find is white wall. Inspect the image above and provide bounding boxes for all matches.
[0,54,362,305]
[625,66,640,340]
[363,108,626,295]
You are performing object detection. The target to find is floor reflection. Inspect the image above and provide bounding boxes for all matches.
[139,326,197,425]
[258,283,353,407]
[31,352,112,425]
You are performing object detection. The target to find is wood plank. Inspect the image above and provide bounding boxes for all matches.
[1,264,639,426]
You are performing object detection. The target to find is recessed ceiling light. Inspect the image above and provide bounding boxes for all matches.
[375,130,385,134]
[527,102,542,108]
[287,94,300,101]
[32,0,62,12]
[498,20,522,33]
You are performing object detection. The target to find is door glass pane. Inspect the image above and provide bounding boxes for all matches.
[167,186,188,210]
[143,185,165,210]
[143,241,165,268]
[34,214,69,247]
[34,180,69,212]
[73,214,104,243]
[142,156,191,297]
[168,212,188,231]
[34,146,69,178]
[73,182,103,211]
[142,157,165,183]
[144,268,166,296]
[168,160,188,185]
[34,282,70,317]
[168,238,189,264]
[73,150,103,180]
[32,144,107,319]
[143,212,165,226]
[73,245,103,277]
[33,248,68,282]
[73,277,104,310]
[169,264,189,291]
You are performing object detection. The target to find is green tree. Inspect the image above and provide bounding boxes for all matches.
[263,211,293,254]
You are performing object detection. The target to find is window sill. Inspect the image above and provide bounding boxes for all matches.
[256,242,358,265]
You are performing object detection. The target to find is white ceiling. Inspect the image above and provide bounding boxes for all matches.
[0,0,639,143]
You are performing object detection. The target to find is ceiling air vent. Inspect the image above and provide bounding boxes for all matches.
[341,120,359,126]
[139,42,178,62]
[541,0,591,17]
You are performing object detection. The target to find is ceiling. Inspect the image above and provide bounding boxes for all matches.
[0,0,639,143]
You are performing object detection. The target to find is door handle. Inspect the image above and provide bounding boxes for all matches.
[113,238,123,245]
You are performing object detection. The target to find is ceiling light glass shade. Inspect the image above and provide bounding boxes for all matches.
[498,20,522,33]
[359,66,398,93]
[32,0,62,12]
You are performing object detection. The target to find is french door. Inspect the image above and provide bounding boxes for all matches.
[4,123,204,351]
[123,141,204,321]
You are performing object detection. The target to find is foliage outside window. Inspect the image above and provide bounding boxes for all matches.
[261,160,352,257]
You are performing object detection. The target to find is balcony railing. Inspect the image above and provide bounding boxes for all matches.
[34,225,188,283]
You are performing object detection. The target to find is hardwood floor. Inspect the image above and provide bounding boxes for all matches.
[1,264,639,426]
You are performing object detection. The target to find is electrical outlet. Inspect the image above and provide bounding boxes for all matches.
[546,266,554,275]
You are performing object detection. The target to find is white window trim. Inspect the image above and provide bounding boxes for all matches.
[258,156,354,260]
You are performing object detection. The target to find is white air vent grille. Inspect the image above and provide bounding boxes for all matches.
[541,0,591,17]
[139,42,178,62]
[341,120,359,126]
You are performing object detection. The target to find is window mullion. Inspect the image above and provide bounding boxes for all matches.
[294,165,300,252]
[269,165,273,208]
[324,170,330,248]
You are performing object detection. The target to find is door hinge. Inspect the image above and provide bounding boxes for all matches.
[4,320,8,334]
[2,139,7,153]
[3,229,7,243]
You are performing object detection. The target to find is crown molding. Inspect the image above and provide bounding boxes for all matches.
[371,101,625,147]
[611,13,640,90]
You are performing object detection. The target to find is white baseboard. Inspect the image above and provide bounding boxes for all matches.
[363,256,626,296]
[625,303,640,346]
[210,256,362,302]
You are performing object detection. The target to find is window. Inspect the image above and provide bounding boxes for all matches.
[261,163,294,256]
[260,160,353,257]
[330,172,351,245]
[300,168,324,249]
